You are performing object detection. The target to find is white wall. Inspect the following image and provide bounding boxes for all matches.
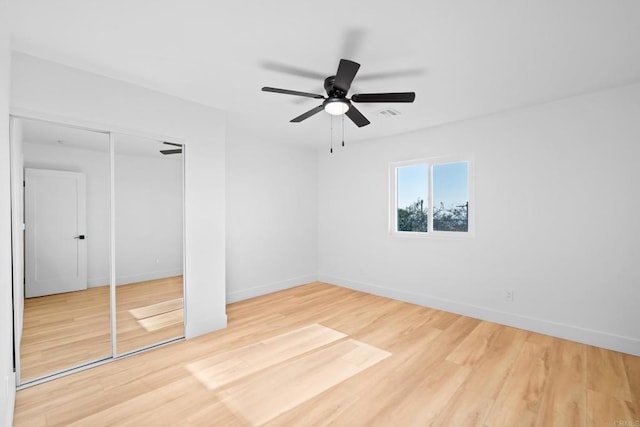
[115,151,183,284]
[11,52,227,338]
[226,124,317,302]
[0,0,15,423]
[23,142,183,287]
[318,83,640,356]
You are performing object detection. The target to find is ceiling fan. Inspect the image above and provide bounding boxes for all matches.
[262,59,416,128]
[160,141,182,155]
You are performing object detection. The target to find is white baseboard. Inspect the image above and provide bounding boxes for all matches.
[115,269,184,286]
[226,273,318,304]
[87,276,109,287]
[319,274,640,357]
[86,270,183,288]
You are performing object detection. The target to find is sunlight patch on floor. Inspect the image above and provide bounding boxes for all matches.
[186,323,391,425]
[136,308,183,332]
[129,298,183,319]
[186,324,346,390]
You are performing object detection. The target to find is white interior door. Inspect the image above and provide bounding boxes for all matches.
[25,168,88,298]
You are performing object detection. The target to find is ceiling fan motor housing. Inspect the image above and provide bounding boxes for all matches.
[324,76,346,98]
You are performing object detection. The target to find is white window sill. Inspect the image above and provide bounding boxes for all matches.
[389,230,475,239]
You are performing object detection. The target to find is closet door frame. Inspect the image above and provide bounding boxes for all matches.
[10,110,186,388]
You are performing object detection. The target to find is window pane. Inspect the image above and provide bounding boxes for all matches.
[396,164,428,232]
[433,162,468,232]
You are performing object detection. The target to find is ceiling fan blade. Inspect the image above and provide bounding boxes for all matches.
[340,28,366,59]
[291,105,324,122]
[160,149,182,155]
[260,60,328,80]
[292,87,325,104]
[357,68,425,82]
[262,87,325,99]
[351,92,416,103]
[345,105,370,127]
[162,141,182,147]
[333,59,360,93]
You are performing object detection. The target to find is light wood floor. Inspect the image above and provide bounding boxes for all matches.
[14,282,639,426]
[116,276,184,355]
[20,276,183,381]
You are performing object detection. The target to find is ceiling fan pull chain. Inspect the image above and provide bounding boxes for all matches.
[330,115,333,154]
[342,114,345,147]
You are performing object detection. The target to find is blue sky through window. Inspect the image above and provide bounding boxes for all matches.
[397,162,468,209]
[433,162,468,209]
[397,164,427,209]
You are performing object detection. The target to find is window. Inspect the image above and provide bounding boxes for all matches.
[390,156,473,236]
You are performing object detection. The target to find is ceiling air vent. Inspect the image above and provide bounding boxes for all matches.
[377,108,401,118]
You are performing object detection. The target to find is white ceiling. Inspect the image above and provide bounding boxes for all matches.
[9,0,640,148]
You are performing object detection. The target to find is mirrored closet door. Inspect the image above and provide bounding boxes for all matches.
[11,117,185,386]
[114,135,184,355]
[16,118,112,383]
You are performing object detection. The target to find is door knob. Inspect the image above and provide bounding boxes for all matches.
[74,235,86,240]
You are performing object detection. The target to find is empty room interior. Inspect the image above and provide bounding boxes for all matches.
[1,1,639,426]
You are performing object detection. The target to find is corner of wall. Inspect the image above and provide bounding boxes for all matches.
[226,273,318,304]
[185,313,228,339]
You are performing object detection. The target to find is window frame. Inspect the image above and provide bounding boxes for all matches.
[389,154,475,238]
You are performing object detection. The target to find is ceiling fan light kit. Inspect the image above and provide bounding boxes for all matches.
[262,58,416,128]
[323,98,350,115]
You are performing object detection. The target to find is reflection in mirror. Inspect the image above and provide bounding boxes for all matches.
[18,118,111,382]
[114,135,184,354]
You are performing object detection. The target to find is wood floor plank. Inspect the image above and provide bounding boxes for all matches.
[446,320,503,366]
[587,346,633,401]
[535,339,587,427]
[623,353,640,417]
[484,341,552,426]
[64,381,181,426]
[432,386,495,426]
[428,326,530,425]
[186,398,250,427]
[586,389,638,426]
[455,325,529,399]
[366,360,473,426]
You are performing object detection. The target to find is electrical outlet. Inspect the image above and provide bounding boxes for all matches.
[504,289,514,302]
